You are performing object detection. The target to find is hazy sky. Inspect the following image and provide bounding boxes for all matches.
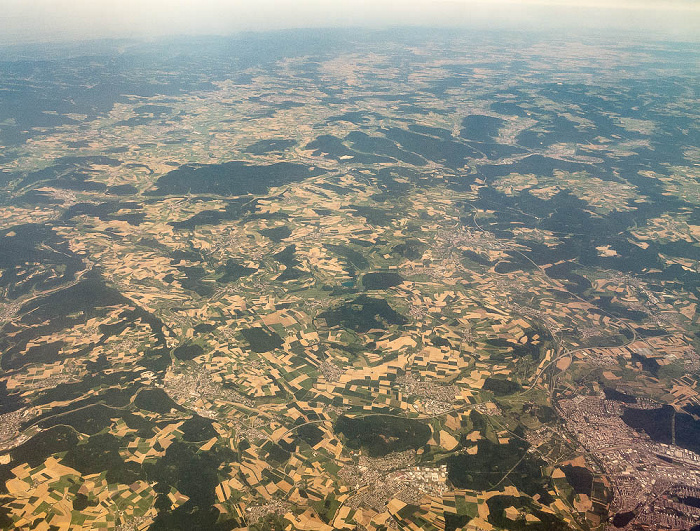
[2,0,699,44]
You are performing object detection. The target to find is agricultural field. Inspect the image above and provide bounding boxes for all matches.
[0,30,698,530]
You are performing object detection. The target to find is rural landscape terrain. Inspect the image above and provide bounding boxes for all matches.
[0,29,699,530]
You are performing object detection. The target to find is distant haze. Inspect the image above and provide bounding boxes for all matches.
[2,0,699,44]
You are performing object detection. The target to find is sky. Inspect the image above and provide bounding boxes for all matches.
[1,0,699,45]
